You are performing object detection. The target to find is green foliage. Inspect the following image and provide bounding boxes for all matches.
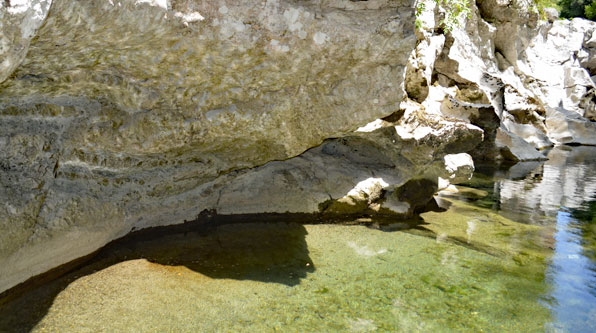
[438,0,473,32]
[533,0,561,18]
[414,0,472,32]
[558,0,596,20]
[586,2,596,20]
[415,1,426,30]
[534,0,561,10]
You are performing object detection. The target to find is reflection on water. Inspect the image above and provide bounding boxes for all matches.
[456,146,596,331]
[548,210,596,331]
[0,147,595,331]
[469,147,596,224]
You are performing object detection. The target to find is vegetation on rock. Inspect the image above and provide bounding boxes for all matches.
[583,1,596,20]
[416,0,596,25]
[534,0,560,17]
[415,0,472,32]
[545,0,596,20]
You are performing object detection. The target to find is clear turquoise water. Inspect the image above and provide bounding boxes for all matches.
[547,210,596,331]
[0,146,595,332]
[455,146,596,332]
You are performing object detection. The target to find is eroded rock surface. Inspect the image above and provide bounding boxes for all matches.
[0,0,419,293]
[408,0,596,161]
[0,0,52,83]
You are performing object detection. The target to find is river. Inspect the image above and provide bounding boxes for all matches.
[0,146,595,332]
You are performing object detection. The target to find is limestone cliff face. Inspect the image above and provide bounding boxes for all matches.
[407,0,596,162]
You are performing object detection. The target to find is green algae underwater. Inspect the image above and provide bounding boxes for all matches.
[1,146,595,332]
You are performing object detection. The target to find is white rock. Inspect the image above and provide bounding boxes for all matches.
[313,31,328,45]
[412,0,596,161]
[496,127,546,161]
[546,106,596,145]
[136,0,168,10]
[543,7,559,22]
[503,119,553,150]
[0,0,52,83]
[443,153,475,181]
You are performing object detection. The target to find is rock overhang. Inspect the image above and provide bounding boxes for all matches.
[0,0,421,294]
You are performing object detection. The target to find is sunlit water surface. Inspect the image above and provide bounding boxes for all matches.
[0,146,595,332]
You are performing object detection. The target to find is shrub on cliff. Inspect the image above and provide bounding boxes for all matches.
[415,0,472,32]
[534,0,560,18]
[585,2,596,20]
[558,0,596,20]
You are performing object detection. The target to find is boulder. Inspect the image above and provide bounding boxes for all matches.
[581,87,596,121]
[496,127,546,161]
[503,119,553,150]
[580,31,596,75]
[546,106,596,145]
[543,7,559,23]
[2,0,596,298]
[0,0,418,293]
[437,153,475,190]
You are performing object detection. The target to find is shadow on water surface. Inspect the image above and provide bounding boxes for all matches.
[0,220,315,332]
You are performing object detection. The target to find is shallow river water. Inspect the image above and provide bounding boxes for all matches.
[1,146,595,332]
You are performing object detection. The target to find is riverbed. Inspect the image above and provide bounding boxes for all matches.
[1,146,595,332]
